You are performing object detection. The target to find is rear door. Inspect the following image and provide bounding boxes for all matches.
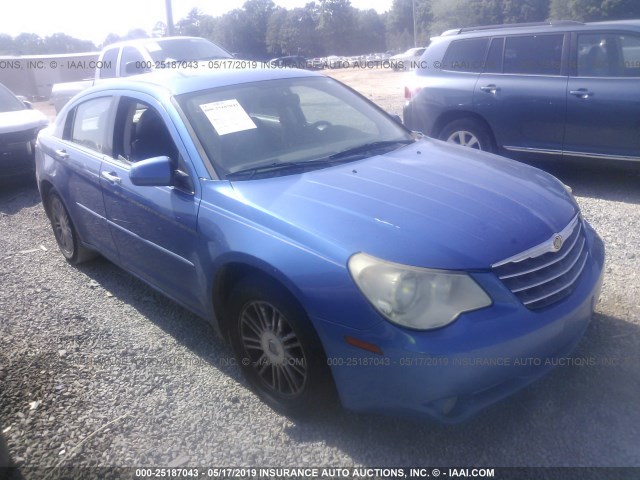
[564,31,640,161]
[51,95,119,260]
[474,33,569,156]
[99,94,203,311]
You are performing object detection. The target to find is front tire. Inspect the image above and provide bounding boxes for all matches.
[227,277,335,416]
[47,192,95,264]
[439,118,494,152]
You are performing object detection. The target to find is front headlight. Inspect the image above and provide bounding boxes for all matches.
[348,253,491,330]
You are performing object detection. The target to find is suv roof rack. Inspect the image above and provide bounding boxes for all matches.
[441,20,584,36]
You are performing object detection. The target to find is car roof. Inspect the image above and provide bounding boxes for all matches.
[439,19,640,39]
[102,36,212,50]
[85,67,323,98]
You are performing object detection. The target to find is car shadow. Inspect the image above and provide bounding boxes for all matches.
[0,177,40,215]
[70,253,640,467]
[74,256,240,377]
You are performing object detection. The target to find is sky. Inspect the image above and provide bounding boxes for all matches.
[1,0,394,47]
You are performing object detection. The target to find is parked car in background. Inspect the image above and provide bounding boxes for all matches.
[37,67,603,422]
[50,37,233,112]
[403,20,640,163]
[391,46,427,70]
[268,55,308,69]
[0,83,48,180]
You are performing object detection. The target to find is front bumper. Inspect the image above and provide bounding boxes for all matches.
[315,223,605,423]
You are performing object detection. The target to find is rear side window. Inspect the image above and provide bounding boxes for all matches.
[442,38,490,72]
[99,48,119,79]
[503,35,564,75]
[577,33,640,77]
[69,97,113,155]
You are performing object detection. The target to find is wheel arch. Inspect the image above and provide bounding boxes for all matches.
[433,111,498,150]
[38,180,56,218]
[211,257,314,343]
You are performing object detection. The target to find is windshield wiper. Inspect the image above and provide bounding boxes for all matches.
[226,159,334,180]
[329,139,415,161]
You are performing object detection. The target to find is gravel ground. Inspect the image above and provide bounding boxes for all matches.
[1,71,640,478]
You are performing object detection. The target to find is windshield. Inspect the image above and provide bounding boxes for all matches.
[0,84,26,113]
[145,38,232,62]
[177,76,413,179]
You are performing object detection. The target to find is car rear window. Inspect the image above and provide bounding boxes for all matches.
[442,38,490,72]
[503,34,563,75]
[99,48,119,79]
[0,84,26,112]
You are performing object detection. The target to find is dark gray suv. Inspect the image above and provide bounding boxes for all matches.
[403,20,640,163]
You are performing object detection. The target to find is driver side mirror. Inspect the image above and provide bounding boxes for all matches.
[129,156,172,186]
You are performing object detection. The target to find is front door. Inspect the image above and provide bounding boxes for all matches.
[100,95,203,312]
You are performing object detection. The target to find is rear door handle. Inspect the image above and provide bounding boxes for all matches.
[54,149,69,160]
[101,171,121,184]
[569,89,593,99]
[480,84,499,95]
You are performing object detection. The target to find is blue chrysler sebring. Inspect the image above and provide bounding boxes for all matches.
[36,67,604,422]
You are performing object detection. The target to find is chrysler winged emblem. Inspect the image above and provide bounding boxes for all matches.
[552,234,564,251]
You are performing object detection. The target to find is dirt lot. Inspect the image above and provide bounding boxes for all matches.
[3,67,639,478]
[326,67,408,116]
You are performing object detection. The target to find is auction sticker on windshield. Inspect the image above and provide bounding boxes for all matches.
[199,99,257,136]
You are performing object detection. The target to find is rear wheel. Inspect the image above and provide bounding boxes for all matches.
[47,192,95,264]
[439,119,494,152]
[227,277,335,416]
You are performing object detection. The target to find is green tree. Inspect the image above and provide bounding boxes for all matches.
[102,33,121,48]
[386,0,414,51]
[502,0,550,23]
[12,33,45,55]
[243,0,276,57]
[550,0,640,21]
[0,34,14,55]
[352,9,386,54]
[314,0,356,55]
[43,33,96,54]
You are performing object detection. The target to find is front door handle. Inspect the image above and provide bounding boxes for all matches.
[480,84,499,95]
[569,89,594,99]
[101,171,121,184]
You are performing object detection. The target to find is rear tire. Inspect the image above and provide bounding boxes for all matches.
[47,192,96,264]
[227,276,336,417]
[439,118,494,152]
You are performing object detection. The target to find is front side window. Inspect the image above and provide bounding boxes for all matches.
[177,76,413,179]
[577,33,640,77]
[119,47,145,77]
[69,97,113,154]
[442,38,490,72]
[485,37,504,73]
[503,34,564,75]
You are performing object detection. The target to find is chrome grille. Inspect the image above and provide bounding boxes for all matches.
[492,216,588,310]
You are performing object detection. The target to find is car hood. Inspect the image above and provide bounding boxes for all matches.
[227,138,578,270]
[0,109,48,135]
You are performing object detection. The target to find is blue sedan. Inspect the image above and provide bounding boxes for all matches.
[35,67,604,422]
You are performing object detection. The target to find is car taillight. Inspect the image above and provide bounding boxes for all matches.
[404,86,422,100]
